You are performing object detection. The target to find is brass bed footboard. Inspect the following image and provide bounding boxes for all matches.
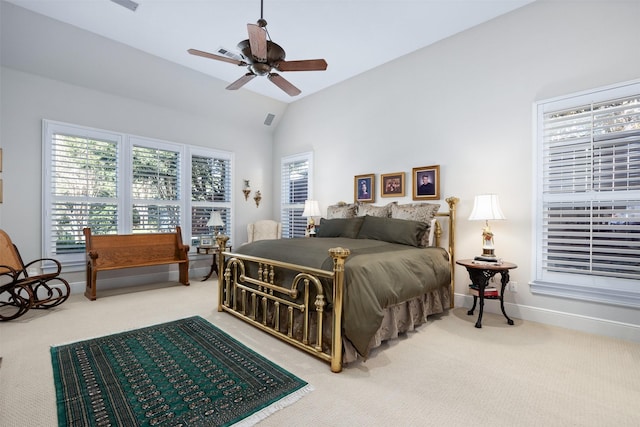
[216,235,350,373]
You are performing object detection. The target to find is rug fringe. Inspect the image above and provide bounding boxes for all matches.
[230,383,315,427]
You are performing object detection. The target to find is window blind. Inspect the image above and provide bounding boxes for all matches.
[44,120,235,266]
[132,146,180,201]
[191,155,232,240]
[50,132,119,254]
[280,154,311,238]
[542,94,640,280]
[535,82,640,306]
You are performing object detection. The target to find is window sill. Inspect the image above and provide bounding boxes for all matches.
[531,280,640,309]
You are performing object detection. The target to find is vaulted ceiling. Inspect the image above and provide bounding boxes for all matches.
[4,0,535,103]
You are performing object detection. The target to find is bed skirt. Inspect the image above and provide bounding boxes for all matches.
[342,284,450,363]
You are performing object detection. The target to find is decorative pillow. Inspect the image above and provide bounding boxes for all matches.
[356,201,397,218]
[356,215,427,247]
[316,217,364,238]
[391,203,440,246]
[390,202,440,222]
[326,202,358,219]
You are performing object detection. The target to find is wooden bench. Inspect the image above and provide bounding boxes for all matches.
[83,227,190,300]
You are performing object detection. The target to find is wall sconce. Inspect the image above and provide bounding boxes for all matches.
[253,190,262,207]
[468,194,506,261]
[242,179,251,201]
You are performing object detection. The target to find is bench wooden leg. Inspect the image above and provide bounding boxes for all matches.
[85,264,97,300]
[179,263,190,286]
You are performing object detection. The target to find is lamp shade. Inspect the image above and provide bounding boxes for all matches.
[206,211,224,227]
[302,200,321,217]
[468,194,506,221]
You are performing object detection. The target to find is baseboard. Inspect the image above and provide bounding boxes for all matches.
[68,266,213,295]
[454,293,640,344]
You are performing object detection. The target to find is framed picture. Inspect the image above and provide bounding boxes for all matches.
[200,235,214,248]
[354,174,375,203]
[412,165,440,200]
[381,172,405,197]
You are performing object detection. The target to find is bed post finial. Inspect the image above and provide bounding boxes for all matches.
[329,247,350,373]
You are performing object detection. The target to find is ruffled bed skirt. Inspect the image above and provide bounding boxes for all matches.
[342,284,450,363]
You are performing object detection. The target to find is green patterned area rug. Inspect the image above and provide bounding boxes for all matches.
[51,316,312,426]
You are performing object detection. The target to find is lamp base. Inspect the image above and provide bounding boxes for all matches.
[475,246,497,262]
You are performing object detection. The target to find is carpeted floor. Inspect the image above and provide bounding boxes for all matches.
[1,279,640,426]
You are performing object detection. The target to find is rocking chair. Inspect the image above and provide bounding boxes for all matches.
[0,229,70,321]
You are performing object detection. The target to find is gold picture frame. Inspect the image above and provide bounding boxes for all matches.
[381,172,405,197]
[412,165,440,200]
[354,174,375,203]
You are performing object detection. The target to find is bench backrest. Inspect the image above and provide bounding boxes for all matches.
[83,227,188,270]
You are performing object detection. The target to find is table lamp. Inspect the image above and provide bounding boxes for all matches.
[206,211,224,236]
[468,194,505,261]
[302,200,321,236]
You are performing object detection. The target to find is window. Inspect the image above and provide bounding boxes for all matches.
[280,152,313,238]
[43,120,233,269]
[533,80,640,308]
[191,151,232,241]
[131,140,181,233]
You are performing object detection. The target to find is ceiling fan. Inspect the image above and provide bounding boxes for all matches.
[188,0,328,97]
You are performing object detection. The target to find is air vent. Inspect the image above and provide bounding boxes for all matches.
[110,0,139,12]
[216,47,246,62]
[264,113,276,126]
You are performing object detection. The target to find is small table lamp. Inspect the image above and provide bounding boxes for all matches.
[468,194,505,261]
[302,200,321,236]
[206,211,224,236]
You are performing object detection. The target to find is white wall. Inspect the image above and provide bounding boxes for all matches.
[2,0,638,341]
[273,0,640,341]
[0,2,287,286]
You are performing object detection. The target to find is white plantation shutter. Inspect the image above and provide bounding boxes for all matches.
[534,81,640,307]
[281,153,312,238]
[46,124,121,260]
[191,154,232,241]
[131,144,181,232]
[43,120,234,267]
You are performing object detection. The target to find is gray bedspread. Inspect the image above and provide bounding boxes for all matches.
[234,237,451,356]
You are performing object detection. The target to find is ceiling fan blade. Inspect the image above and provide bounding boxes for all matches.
[268,73,301,97]
[188,48,246,66]
[247,23,268,62]
[276,59,328,72]
[226,73,256,90]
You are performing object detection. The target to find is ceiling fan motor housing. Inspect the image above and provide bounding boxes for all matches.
[238,39,286,74]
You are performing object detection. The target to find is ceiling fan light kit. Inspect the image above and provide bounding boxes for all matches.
[188,0,327,96]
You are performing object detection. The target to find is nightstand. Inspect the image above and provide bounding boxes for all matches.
[456,259,517,328]
[197,245,231,281]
